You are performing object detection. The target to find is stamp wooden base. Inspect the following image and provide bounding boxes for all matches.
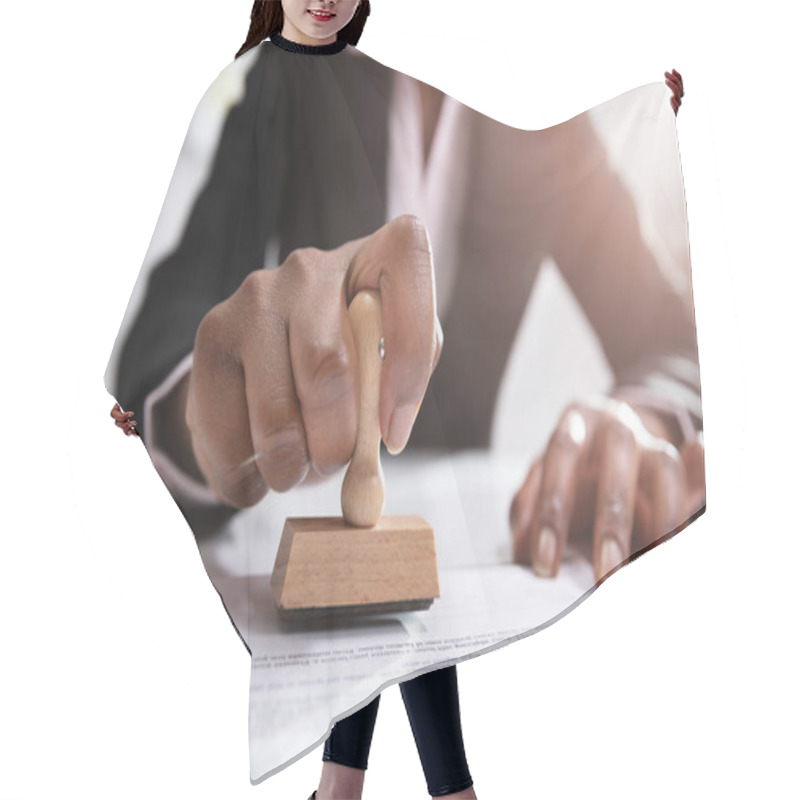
[271,515,440,617]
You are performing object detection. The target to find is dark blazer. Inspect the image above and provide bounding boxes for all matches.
[113,39,701,457]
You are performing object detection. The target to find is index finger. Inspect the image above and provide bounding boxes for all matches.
[347,214,439,454]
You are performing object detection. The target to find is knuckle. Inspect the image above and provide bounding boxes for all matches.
[238,269,274,320]
[303,343,353,407]
[239,267,270,298]
[604,417,637,450]
[281,246,321,283]
[549,422,583,454]
[540,492,565,528]
[259,423,309,483]
[599,490,632,531]
[548,407,587,453]
[653,443,683,475]
[194,306,242,373]
[613,401,645,434]
[227,269,285,356]
[194,305,227,357]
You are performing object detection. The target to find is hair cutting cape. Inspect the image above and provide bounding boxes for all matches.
[105,36,705,783]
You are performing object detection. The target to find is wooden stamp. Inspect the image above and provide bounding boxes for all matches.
[271,289,440,617]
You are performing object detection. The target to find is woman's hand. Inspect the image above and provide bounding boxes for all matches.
[665,68,684,115]
[110,402,139,436]
[509,395,705,584]
[186,214,443,509]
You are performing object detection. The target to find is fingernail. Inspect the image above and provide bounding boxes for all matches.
[386,403,418,455]
[534,526,557,577]
[600,537,623,577]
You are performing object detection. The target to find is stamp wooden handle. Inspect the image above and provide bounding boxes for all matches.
[341,289,385,527]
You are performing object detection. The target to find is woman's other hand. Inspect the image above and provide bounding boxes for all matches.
[509,395,705,585]
[110,402,139,436]
[186,214,443,509]
[665,68,684,115]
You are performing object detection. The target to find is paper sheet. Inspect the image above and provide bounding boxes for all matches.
[197,450,597,780]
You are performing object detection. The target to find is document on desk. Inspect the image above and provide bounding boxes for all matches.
[199,449,597,780]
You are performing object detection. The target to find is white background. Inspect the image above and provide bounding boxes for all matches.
[1,1,796,798]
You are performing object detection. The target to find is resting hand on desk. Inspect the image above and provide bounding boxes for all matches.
[509,394,704,584]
